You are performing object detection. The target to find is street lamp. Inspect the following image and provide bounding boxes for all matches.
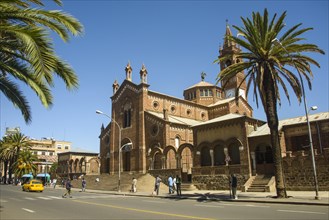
[96,110,132,192]
[272,39,320,200]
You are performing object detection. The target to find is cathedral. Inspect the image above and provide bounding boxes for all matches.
[98,25,329,191]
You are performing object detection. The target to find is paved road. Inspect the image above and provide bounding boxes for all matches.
[1,185,328,220]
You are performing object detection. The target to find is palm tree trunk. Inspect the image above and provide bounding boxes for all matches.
[261,71,287,198]
[3,160,8,184]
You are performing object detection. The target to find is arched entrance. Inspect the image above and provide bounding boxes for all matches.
[181,147,192,182]
[154,152,162,170]
[123,151,131,171]
[166,148,177,169]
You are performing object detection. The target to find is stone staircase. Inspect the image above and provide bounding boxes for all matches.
[246,175,273,192]
[71,172,156,193]
[181,183,198,191]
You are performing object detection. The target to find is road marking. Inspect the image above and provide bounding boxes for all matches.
[195,204,224,208]
[37,197,52,200]
[0,200,8,203]
[22,208,35,213]
[24,197,36,200]
[277,210,327,215]
[48,196,63,199]
[245,204,270,208]
[73,200,215,220]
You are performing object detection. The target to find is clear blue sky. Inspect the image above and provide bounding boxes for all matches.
[1,0,328,153]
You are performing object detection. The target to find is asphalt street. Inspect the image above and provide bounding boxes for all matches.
[1,185,328,220]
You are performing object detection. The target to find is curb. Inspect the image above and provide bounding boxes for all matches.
[70,188,329,207]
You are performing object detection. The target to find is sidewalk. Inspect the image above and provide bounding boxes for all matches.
[63,186,329,206]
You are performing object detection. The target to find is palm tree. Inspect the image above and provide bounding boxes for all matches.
[0,0,83,123]
[0,137,12,183]
[12,149,38,179]
[0,132,31,183]
[215,9,324,198]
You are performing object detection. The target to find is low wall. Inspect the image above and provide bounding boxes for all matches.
[192,165,248,190]
[283,148,329,191]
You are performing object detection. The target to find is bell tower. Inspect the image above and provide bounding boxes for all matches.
[218,21,247,99]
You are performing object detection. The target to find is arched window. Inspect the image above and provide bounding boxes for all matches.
[175,136,180,149]
[214,145,225,165]
[166,149,176,169]
[225,60,232,67]
[201,146,211,166]
[123,102,132,128]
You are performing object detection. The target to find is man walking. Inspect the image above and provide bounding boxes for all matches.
[230,174,238,199]
[168,175,173,194]
[175,175,182,196]
[62,179,72,198]
[154,175,162,195]
[81,178,86,192]
[131,177,137,193]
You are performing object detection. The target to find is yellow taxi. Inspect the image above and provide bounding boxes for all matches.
[22,179,44,192]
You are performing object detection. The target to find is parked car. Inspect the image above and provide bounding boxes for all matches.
[22,179,44,192]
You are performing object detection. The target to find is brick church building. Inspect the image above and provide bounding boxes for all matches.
[98,25,329,191]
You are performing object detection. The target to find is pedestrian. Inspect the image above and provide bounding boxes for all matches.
[230,174,238,199]
[173,176,177,192]
[168,175,173,194]
[53,178,57,189]
[81,178,86,192]
[131,177,137,193]
[62,179,72,198]
[175,175,182,196]
[154,175,162,195]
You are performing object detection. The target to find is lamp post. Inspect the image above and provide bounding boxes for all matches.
[272,39,320,200]
[96,110,132,192]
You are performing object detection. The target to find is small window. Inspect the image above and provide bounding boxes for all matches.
[153,101,159,110]
[65,146,69,150]
[175,136,180,148]
[186,109,191,116]
[170,105,176,113]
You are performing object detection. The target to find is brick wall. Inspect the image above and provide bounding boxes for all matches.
[283,148,329,190]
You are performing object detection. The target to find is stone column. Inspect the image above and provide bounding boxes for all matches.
[210,149,214,166]
[250,151,256,175]
[224,147,230,166]
[176,154,182,169]
[161,156,166,169]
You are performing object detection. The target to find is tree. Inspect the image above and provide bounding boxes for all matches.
[0,137,13,183]
[215,9,324,198]
[0,132,31,183]
[12,149,38,178]
[0,0,83,123]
